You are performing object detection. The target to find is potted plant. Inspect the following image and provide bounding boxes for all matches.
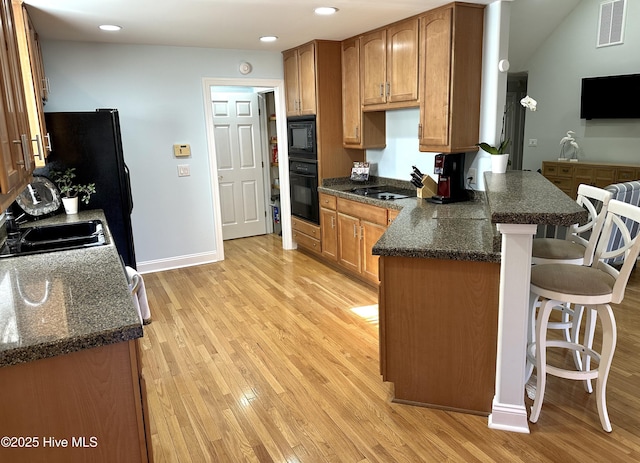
[477,95,538,173]
[50,168,96,214]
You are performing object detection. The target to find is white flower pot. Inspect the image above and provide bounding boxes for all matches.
[491,153,509,174]
[62,196,79,214]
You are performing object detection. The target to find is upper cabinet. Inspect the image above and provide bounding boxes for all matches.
[12,0,49,167]
[341,37,385,149]
[283,42,317,117]
[360,18,419,111]
[418,3,484,153]
[0,0,34,211]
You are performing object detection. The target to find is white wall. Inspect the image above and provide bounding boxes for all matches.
[41,41,283,269]
[521,0,640,171]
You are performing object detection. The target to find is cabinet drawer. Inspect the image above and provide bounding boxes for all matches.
[542,164,558,176]
[617,168,638,182]
[337,198,388,226]
[293,231,321,255]
[292,217,320,239]
[319,193,337,210]
[548,177,572,190]
[556,165,574,178]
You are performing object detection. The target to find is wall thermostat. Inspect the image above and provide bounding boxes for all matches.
[173,144,191,157]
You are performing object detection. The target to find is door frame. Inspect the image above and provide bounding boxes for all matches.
[202,77,293,261]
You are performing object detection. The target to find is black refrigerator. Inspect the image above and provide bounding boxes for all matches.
[41,109,137,269]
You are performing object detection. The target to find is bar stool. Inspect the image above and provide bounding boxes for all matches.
[527,199,640,432]
[530,185,613,364]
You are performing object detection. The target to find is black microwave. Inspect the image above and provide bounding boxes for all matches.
[287,115,317,160]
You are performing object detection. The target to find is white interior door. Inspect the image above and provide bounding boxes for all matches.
[212,92,267,240]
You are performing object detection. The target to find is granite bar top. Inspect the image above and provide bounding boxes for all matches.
[0,210,142,368]
[484,171,587,226]
[319,178,501,262]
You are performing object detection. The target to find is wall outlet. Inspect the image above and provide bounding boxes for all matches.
[467,168,477,185]
[528,138,538,147]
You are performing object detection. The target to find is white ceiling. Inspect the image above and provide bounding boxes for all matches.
[24,0,580,70]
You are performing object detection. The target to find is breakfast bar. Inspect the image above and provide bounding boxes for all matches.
[367,171,586,428]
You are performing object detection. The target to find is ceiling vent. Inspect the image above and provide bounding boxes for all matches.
[597,0,626,47]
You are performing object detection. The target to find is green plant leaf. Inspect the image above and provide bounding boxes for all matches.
[476,142,499,154]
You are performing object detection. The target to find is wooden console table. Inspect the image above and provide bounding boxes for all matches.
[542,161,640,198]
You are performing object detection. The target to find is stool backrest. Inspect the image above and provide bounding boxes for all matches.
[593,199,640,303]
[570,184,613,265]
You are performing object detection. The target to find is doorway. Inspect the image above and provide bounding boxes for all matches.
[505,74,528,171]
[202,78,293,262]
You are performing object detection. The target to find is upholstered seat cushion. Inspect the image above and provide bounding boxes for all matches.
[532,238,586,260]
[531,263,616,296]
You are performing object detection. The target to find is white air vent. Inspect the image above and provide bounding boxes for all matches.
[597,0,626,47]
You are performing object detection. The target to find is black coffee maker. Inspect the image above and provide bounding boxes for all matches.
[428,152,467,204]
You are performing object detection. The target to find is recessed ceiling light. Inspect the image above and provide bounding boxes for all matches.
[260,36,278,43]
[315,7,338,16]
[99,24,122,32]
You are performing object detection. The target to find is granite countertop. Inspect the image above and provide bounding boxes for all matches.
[0,210,142,368]
[319,177,501,262]
[484,171,587,226]
[321,171,588,263]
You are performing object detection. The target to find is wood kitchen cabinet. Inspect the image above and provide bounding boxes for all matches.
[336,197,388,284]
[12,0,48,167]
[341,37,386,149]
[0,339,153,462]
[319,193,338,261]
[360,18,419,111]
[292,216,321,256]
[418,3,484,153]
[283,42,316,117]
[0,0,37,212]
[542,161,640,199]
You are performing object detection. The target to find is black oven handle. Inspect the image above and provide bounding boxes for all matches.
[290,172,317,179]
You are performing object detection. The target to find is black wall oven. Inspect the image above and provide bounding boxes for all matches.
[288,115,319,224]
[289,159,319,225]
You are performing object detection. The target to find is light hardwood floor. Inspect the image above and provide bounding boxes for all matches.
[140,234,640,462]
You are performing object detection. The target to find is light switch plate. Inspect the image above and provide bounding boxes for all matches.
[178,164,190,177]
[174,144,191,157]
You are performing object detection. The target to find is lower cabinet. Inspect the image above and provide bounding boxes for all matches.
[0,339,153,463]
[320,195,338,261]
[542,161,640,199]
[292,216,321,256]
[336,196,388,284]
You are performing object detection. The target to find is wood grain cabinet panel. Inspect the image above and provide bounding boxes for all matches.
[360,18,419,111]
[341,37,386,149]
[320,206,338,261]
[283,42,316,117]
[542,161,640,199]
[418,3,484,153]
[0,340,153,463]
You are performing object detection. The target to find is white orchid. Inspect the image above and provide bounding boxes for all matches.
[520,95,537,111]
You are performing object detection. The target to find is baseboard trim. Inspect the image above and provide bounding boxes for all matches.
[136,251,220,274]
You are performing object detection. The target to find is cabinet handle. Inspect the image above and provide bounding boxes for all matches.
[379,83,384,98]
[44,133,52,151]
[32,134,44,161]
[355,126,359,139]
[386,82,390,97]
[353,224,358,238]
[331,216,335,229]
[42,77,50,96]
[418,124,422,139]
[360,226,364,240]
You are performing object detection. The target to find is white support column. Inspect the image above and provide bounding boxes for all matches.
[488,222,537,433]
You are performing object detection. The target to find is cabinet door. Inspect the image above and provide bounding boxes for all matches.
[297,42,317,115]
[342,37,361,145]
[360,29,386,106]
[362,220,386,283]
[320,207,338,261]
[283,48,300,117]
[337,212,361,273]
[419,7,452,148]
[386,19,419,104]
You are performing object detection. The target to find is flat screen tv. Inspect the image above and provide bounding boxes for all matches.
[580,73,640,120]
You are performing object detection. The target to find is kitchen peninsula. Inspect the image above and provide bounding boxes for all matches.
[322,171,586,424]
[0,211,152,463]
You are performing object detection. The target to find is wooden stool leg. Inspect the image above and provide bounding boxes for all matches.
[530,299,554,424]
[595,304,617,433]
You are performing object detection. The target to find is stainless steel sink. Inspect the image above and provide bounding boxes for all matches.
[1,220,106,257]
